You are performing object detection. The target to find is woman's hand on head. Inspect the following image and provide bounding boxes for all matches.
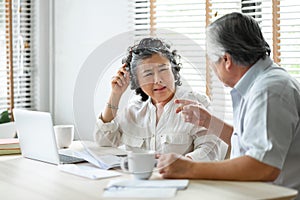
[111,64,130,96]
[175,99,212,128]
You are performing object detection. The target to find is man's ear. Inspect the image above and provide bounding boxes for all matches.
[223,53,232,72]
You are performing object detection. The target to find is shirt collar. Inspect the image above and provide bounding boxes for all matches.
[233,57,273,97]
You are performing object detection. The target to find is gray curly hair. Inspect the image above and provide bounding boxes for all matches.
[122,38,182,101]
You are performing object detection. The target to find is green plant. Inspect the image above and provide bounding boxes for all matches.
[0,110,11,124]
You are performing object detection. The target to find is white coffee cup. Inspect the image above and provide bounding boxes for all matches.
[121,151,156,180]
[53,125,74,149]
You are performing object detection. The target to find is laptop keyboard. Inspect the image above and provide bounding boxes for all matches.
[59,154,85,164]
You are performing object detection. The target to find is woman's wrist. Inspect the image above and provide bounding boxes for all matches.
[110,91,123,99]
[101,95,121,123]
[106,103,119,110]
[108,93,121,107]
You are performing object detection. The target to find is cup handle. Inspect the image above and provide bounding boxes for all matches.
[154,159,158,168]
[120,157,130,173]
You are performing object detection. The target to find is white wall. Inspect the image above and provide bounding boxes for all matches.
[35,0,50,112]
[53,0,129,140]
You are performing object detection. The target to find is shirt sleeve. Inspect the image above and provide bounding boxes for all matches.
[93,114,122,147]
[185,131,228,161]
[184,91,228,161]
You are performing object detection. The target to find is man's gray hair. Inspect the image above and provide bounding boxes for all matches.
[206,12,271,67]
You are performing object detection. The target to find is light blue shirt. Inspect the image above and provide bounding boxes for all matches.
[230,57,300,195]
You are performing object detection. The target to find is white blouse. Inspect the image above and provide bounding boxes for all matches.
[94,87,228,161]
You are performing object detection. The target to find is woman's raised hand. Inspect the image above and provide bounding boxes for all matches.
[111,64,130,96]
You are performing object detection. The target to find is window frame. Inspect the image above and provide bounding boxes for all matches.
[0,0,35,120]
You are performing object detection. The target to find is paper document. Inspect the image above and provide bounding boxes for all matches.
[106,179,189,190]
[58,163,121,179]
[59,142,127,169]
[80,142,127,156]
[59,141,127,169]
[102,179,188,198]
[73,150,121,169]
[103,187,177,198]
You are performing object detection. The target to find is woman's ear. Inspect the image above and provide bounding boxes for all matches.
[223,53,232,72]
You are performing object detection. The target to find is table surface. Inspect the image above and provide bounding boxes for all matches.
[0,141,298,200]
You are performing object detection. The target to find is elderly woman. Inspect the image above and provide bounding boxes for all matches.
[93,38,227,161]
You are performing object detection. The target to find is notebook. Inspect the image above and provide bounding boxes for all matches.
[13,109,85,165]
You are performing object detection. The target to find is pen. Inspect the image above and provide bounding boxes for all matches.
[103,185,126,191]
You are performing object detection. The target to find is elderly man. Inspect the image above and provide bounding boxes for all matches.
[157,12,300,198]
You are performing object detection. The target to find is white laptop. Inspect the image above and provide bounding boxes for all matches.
[13,109,85,165]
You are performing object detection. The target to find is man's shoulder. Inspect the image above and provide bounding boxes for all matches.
[251,66,300,95]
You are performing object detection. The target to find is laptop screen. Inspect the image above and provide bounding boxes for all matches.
[13,109,60,165]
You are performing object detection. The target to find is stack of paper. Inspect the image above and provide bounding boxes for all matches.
[0,138,21,155]
[73,149,122,170]
[58,163,121,179]
[103,187,177,198]
[102,179,189,198]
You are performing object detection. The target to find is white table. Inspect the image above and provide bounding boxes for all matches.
[0,142,298,200]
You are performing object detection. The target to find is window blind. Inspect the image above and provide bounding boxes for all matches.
[241,0,273,60]
[130,0,300,123]
[277,0,300,82]
[207,0,241,122]
[129,0,207,98]
[0,0,34,119]
[129,0,152,39]
[153,0,207,94]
